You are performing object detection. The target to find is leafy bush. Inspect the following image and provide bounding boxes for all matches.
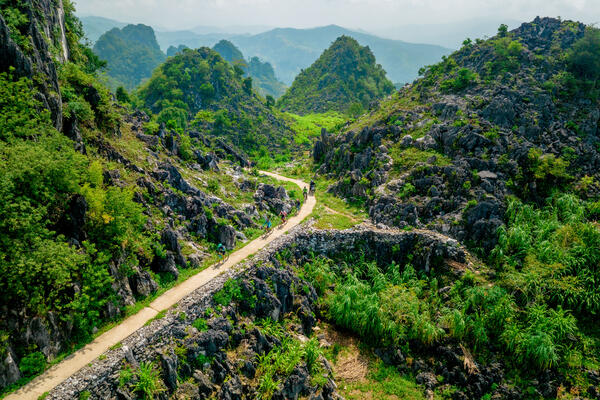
[441,68,478,92]
[567,27,600,98]
[18,352,46,377]
[192,318,208,332]
[213,279,247,306]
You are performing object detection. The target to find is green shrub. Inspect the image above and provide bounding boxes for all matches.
[441,68,478,92]
[178,134,193,161]
[192,318,208,332]
[213,279,248,306]
[19,351,46,377]
[398,183,416,199]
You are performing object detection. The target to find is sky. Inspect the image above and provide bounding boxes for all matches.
[75,0,599,33]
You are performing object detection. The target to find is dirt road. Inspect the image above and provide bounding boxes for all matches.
[6,171,315,400]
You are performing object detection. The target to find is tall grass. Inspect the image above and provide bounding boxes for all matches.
[300,254,585,371]
[493,193,600,316]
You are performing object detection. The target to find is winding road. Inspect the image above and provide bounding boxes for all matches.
[7,171,315,400]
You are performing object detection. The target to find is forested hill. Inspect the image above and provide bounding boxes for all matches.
[212,39,244,63]
[93,24,166,89]
[138,47,293,156]
[212,39,287,98]
[278,35,395,115]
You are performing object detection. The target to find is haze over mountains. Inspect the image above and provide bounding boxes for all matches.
[81,16,452,87]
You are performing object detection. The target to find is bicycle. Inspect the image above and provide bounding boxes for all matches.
[217,247,229,263]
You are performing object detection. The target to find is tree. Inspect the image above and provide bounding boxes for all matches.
[347,102,364,118]
[568,27,600,86]
[265,95,275,108]
[115,86,130,103]
[498,24,508,37]
[243,77,253,95]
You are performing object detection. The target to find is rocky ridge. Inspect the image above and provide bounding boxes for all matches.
[314,17,600,252]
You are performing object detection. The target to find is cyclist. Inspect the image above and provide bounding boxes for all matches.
[309,180,316,195]
[261,215,272,231]
[216,243,226,260]
[303,186,308,200]
[280,210,287,223]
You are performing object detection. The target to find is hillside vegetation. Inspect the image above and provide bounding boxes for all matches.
[138,47,294,158]
[93,24,166,90]
[278,36,395,115]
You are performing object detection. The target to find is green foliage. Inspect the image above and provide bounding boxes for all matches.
[566,27,600,99]
[393,148,452,171]
[178,134,193,161]
[440,68,478,92]
[157,107,187,131]
[255,332,325,399]
[242,76,253,94]
[265,95,275,108]
[247,57,287,99]
[0,1,31,51]
[18,352,46,377]
[213,279,245,306]
[139,47,292,155]
[192,318,208,332]
[492,193,600,316]
[59,62,120,134]
[484,36,523,77]
[0,70,55,141]
[515,148,572,198]
[300,251,590,372]
[348,102,365,118]
[78,391,91,400]
[115,86,130,103]
[398,183,416,199]
[498,24,509,37]
[278,36,395,115]
[0,69,154,378]
[93,24,166,90]
[286,111,347,145]
[132,361,166,400]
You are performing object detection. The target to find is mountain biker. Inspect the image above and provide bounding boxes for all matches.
[280,210,287,223]
[261,215,272,230]
[303,186,308,200]
[217,243,226,259]
[309,180,315,194]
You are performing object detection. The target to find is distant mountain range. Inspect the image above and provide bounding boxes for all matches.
[80,17,453,86]
[229,25,451,85]
[371,17,522,49]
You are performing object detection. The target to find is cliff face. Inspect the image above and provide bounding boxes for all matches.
[0,0,71,130]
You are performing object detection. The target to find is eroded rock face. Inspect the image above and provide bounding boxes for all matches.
[0,348,21,389]
[0,1,66,130]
